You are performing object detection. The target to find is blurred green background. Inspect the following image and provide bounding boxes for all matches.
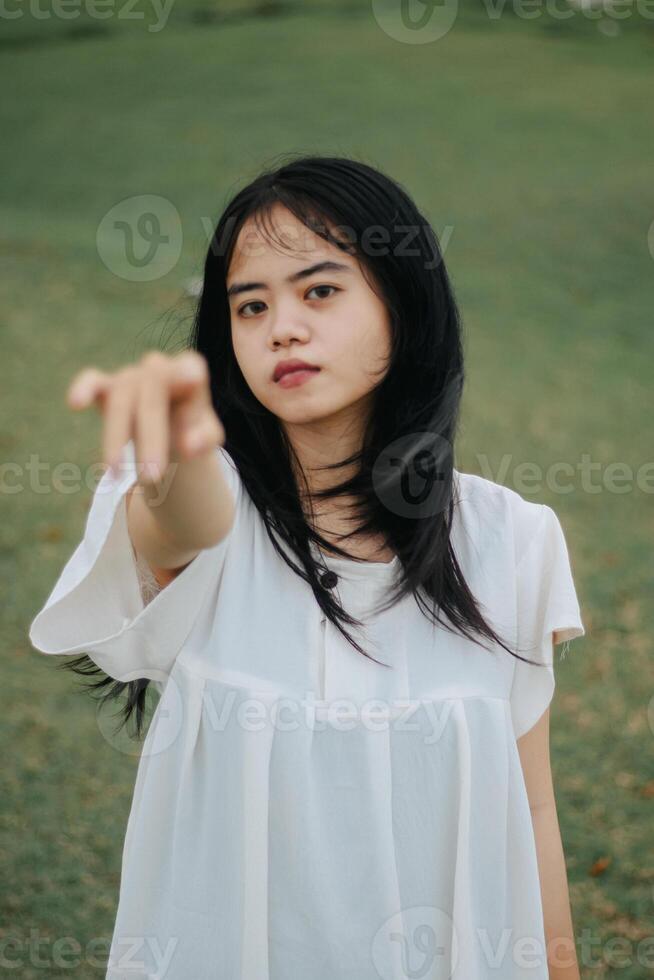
[2,0,653,976]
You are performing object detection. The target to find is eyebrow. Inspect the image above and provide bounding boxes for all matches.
[226,260,354,299]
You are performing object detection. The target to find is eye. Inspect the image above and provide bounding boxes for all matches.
[236,284,340,318]
[306,284,340,301]
[237,300,266,319]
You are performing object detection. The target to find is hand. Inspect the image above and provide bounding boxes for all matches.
[66,350,225,484]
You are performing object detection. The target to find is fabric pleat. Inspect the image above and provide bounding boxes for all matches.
[104,664,552,979]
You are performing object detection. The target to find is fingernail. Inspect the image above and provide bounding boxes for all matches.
[180,361,204,382]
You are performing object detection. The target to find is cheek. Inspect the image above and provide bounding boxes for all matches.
[347,317,391,372]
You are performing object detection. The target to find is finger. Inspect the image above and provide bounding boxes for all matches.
[102,371,138,475]
[171,370,222,459]
[167,350,212,403]
[134,368,170,484]
[180,411,224,458]
[66,368,112,410]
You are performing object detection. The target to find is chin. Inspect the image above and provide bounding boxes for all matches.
[276,405,333,425]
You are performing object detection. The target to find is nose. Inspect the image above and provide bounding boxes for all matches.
[267,297,311,349]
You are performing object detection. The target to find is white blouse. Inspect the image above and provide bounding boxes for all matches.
[29,441,585,980]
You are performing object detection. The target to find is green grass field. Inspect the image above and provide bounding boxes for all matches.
[1,2,653,976]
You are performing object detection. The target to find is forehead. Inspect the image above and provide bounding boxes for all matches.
[227,205,352,278]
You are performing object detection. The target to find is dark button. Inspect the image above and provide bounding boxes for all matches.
[320,570,339,589]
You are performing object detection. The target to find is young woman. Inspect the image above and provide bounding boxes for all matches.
[30,155,585,980]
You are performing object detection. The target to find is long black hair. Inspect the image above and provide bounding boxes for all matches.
[63,152,539,738]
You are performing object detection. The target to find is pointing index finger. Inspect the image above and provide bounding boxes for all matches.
[67,368,112,410]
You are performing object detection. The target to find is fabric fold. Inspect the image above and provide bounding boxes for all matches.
[510,504,585,740]
[29,441,241,686]
[449,699,475,978]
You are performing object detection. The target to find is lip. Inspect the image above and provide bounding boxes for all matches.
[276,368,320,390]
[273,358,321,383]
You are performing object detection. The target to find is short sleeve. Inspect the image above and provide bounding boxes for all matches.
[510,504,585,740]
[28,440,241,689]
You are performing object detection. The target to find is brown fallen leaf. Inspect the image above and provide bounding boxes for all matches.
[589,856,612,876]
[37,524,63,543]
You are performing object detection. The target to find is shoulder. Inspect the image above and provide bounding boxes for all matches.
[452,468,549,567]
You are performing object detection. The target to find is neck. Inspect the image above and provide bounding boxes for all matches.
[280,400,370,542]
[281,399,370,498]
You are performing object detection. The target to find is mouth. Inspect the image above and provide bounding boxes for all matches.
[275,367,321,389]
[273,359,321,383]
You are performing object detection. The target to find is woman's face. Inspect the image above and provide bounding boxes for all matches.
[226,204,392,432]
